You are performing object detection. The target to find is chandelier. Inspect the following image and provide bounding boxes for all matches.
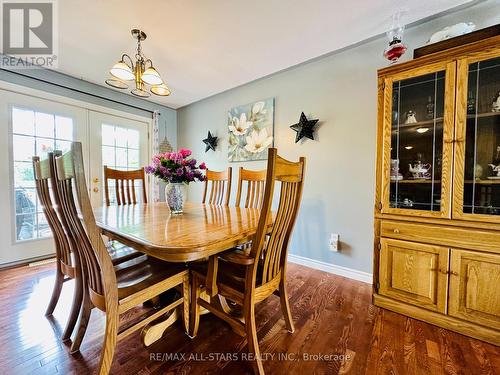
[105,29,171,97]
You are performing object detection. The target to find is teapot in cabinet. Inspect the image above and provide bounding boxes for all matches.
[489,164,500,177]
[408,161,431,179]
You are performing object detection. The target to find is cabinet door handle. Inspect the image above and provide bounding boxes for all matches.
[438,269,448,275]
[450,270,459,276]
[393,228,400,234]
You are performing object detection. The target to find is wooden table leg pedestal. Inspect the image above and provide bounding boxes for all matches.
[141,309,180,347]
[141,281,191,347]
[140,286,240,345]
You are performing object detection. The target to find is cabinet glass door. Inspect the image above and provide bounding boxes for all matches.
[382,63,454,217]
[454,52,500,222]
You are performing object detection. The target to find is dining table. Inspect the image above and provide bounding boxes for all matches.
[93,201,267,346]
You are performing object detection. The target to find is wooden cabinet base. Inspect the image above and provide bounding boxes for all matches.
[373,294,500,346]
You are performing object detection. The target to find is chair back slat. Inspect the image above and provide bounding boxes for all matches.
[55,162,102,294]
[131,182,137,203]
[104,166,147,206]
[32,153,74,271]
[55,144,117,300]
[202,168,232,206]
[249,149,305,285]
[235,167,266,209]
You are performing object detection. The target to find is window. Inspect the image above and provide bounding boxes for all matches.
[11,107,74,241]
[101,124,144,204]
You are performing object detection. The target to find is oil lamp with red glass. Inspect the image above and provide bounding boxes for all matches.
[383,12,408,63]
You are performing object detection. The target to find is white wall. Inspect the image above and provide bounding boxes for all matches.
[177,1,500,274]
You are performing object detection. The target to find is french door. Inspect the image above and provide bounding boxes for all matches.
[0,89,151,265]
[88,112,149,208]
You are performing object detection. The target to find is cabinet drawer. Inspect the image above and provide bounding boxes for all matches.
[381,221,500,253]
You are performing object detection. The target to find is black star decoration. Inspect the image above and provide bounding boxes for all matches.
[202,131,218,152]
[290,112,319,143]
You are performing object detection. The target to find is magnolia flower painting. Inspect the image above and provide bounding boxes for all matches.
[228,98,274,162]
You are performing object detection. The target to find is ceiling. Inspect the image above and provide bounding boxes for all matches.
[57,0,473,109]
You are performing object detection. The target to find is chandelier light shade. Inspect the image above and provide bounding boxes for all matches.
[105,78,129,89]
[151,83,171,96]
[142,66,163,85]
[131,87,151,98]
[105,29,171,97]
[110,61,135,81]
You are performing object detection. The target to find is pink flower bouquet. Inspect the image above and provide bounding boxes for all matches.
[145,149,206,184]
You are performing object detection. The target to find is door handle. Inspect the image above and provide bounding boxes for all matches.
[93,187,99,193]
[93,177,99,183]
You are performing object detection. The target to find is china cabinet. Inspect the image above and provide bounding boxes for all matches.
[374,35,500,346]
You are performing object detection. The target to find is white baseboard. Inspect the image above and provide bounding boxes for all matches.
[0,253,55,269]
[287,254,373,284]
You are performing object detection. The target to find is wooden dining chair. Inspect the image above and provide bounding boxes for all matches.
[190,148,305,375]
[33,152,82,342]
[103,166,148,206]
[202,167,232,206]
[33,153,148,343]
[103,165,149,257]
[55,143,189,375]
[235,167,267,209]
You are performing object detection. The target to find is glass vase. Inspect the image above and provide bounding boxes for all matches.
[165,182,186,215]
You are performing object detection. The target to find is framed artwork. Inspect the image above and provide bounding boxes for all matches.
[228,98,274,162]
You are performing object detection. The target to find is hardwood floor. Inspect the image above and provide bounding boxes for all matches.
[0,261,498,374]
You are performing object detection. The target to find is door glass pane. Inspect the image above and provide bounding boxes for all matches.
[55,139,72,154]
[12,108,34,135]
[13,162,35,188]
[37,213,52,238]
[16,214,36,241]
[11,106,74,241]
[127,129,140,149]
[36,137,55,159]
[100,123,145,204]
[102,145,115,166]
[116,147,127,168]
[55,115,74,140]
[35,112,55,138]
[463,56,500,215]
[102,124,115,146]
[115,126,128,147]
[12,135,35,162]
[100,124,142,171]
[128,149,139,169]
[390,71,445,211]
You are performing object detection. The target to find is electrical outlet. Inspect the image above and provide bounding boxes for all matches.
[329,233,340,252]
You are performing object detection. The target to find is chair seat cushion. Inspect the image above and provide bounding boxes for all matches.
[115,257,188,300]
